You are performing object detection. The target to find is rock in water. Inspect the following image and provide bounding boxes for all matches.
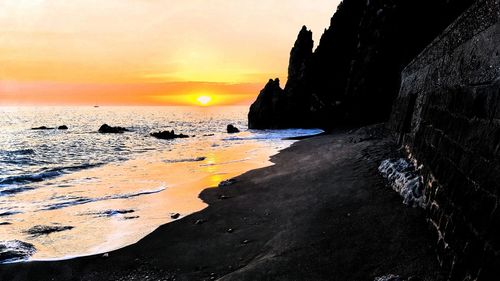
[248,78,285,129]
[58,125,68,130]
[150,130,189,140]
[226,124,240,133]
[31,126,54,130]
[98,124,129,133]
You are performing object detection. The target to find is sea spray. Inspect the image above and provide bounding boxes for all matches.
[378,158,426,208]
[0,240,36,263]
[40,187,166,211]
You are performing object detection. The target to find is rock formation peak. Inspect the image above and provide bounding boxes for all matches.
[249,0,475,129]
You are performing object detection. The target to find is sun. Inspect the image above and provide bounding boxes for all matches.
[196,95,212,106]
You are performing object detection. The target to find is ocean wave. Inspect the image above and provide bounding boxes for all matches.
[80,209,135,218]
[24,225,74,237]
[200,158,249,166]
[42,197,94,210]
[378,158,426,208]
[164,156,206,164]
[0,211,22,217]
[41,187,166,211]
[0,149,37,166]
[223,129,324,141]
[0,163,102,186]
[0,171,62,185]
[0,186,35,196]
[0,149,35,156]
[0,240,36,264]
[0,159,35,166]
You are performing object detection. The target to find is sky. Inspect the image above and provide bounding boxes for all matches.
[0,0,341,106]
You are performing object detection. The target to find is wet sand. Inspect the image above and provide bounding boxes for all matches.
[1,140,282,261]
[0,125,444,281]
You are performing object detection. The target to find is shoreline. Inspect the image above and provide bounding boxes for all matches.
[0,125,444,281]
[1,129,302,262]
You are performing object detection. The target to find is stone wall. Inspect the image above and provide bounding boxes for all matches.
[390,0,500,279]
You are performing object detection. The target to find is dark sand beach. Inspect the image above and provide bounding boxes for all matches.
[0,125,443,281]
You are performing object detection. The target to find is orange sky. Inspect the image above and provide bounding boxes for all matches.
[0,0,340,106]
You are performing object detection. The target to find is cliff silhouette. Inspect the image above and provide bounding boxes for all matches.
[249,0,474,129]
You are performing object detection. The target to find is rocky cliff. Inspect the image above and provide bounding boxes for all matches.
[282,26,314,128]
[248,26,313,129]
[390,0,500,279]
[250,0,500,280]
[248,0,474,129]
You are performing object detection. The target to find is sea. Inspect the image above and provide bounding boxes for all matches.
[0,106,322,263]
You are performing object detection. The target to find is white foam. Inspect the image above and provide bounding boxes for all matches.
[223,128,324,141]
[0,240,36,264]
[378,158,426,208]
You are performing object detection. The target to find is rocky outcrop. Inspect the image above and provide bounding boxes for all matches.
[249,26,314,129]
[98,124,129,134]
[32,125,68,130]
[226,124,240,134]
[248,78,285,129]
[390,0,500,279]
[150,130,189,140]
[249,0,475,129]
[282,26,315,127]
[31,126,53,130]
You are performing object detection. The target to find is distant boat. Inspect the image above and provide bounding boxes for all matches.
[94,105,99,108]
